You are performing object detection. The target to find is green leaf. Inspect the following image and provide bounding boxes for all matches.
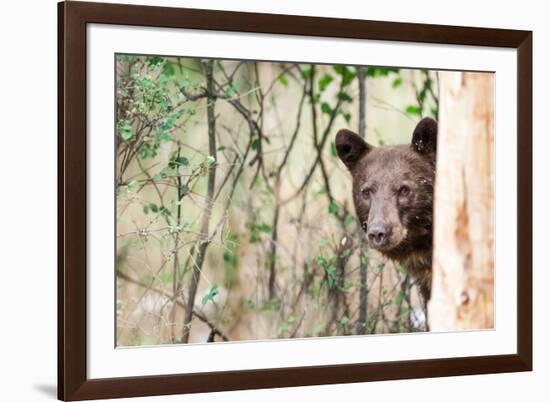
[223,252,232,263]
[159,206,172,216]
[326,266,337,288]
[117,54,138,63]
[157,131,171,142]
[160,112,182,132]
[392,77,402,88]
[316,255,327,267]
[277,73,289,87]
[344,215,354,226]
[159,166,177,178]
[278,322,291,335]
[147,56,162,67]
[162,62,175,77]
[330,141,338,157]
[256,223,272,233]
[300,67,312,79]
[366,67,399,78]
[321,102,333,115]
[308,282,320,298]
[318,74,334,92]
[179,70,192,88]
[342,70,355,86]
[340,315,350,325]
[337,92,353,102]
[328,201,339,215]
[201,284,219,305]
[143,205,149,214]
[179,184,189,197]
[395,290,405,306]
[224,82,241,97]
[217,145,226,152]
[174,156,189,166]
[119,121,133,141]
[120,130,132,141]
[342,112,351,123]
[333,65,356,86]
[405,105,422,116]
[343,282,354,290]
[149,203,159,213]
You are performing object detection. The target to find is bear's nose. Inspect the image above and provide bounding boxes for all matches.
[367,223,391,248]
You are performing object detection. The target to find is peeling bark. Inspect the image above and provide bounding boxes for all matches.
[429,72,495,331]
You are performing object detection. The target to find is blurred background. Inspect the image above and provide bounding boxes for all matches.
[115,55,440,346]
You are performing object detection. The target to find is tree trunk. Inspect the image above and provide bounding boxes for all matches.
[181,60,217,343]
[428,72,495,331]
[356,66,368,335]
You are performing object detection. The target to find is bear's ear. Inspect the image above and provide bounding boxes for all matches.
[411,117,437,157]
[335,129,371,171]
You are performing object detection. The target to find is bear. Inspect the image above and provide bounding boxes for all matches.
[335,117,437,302]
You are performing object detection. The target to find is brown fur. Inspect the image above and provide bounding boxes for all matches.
[335,117,437,301]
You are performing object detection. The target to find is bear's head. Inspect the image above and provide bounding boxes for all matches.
[335,117,437,259]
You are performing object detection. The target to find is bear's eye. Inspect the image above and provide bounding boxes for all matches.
[398,185,411,197]
[361,187,371,199]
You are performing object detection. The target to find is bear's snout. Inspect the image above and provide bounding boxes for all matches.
[367,222,392,249]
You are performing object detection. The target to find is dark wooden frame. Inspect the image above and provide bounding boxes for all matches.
[58,1,532,400]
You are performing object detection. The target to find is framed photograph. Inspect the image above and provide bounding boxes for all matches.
[58,1,532,400]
